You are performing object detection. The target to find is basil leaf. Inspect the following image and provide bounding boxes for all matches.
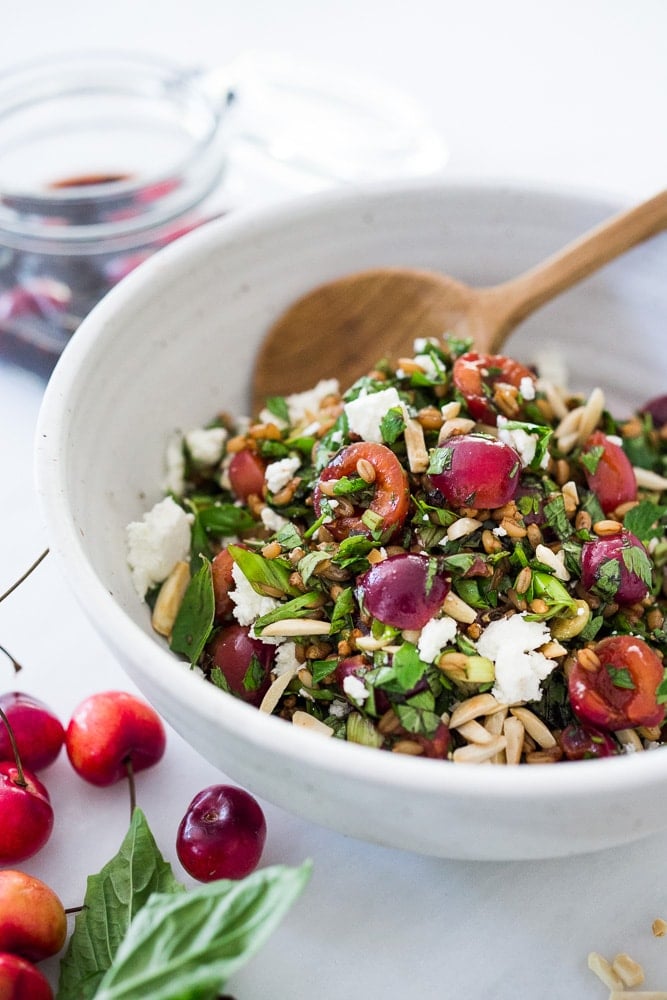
[93,861,312,1000]
[264,395,290,424]
[275,523,303,550]
[170,560,215,665]
[57,809,184,1000]
[543,495,572,541]
[252,591,323,634]
[228,544,299,597]
[198,503,255,538]
[330,586,355,632]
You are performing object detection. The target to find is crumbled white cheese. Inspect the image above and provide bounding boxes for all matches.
[229,561,280,626]
[493,525,508,537]
[414,353,440,379]
[496,416,538,468]
[261,507,290,533]
[265,456,301,494]
[163,432,186,496]
[344,386,403,443]
[417,616,458,663]
[343,674,370,705]
[519,376,536,401]
[185,426,227,467]
[329,698,352,718]
[261,378,341,428]
[273,640,301,676]
[476,613,554,705]
[413,337,439,353]
[126,496,193,598]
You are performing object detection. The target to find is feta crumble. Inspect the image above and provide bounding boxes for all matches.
[496,416,547,469]
[273,641,301,677]
[185,426,227,467]
[417,616,458,663]
[476,613,554,705]
[343,674,370,705]
[164,432,186,496]
[265,456,301,494]
[229,561,280,626]
[261,507,290,533]
[344,386,403,443]
[126,496,193,599]
[260,378,340,428]
[519,376,536,401]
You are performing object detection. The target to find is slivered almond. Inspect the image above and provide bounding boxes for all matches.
[452,735,507,763]
[503,715,525,765]
[449,694,506,729]
[442,590,478,624]
[259,666,298,714]
[151,561,190,637]
[292,711,334,736]
[404,417,430,473]
[612,954,645,989]
[454,719,495,744]
[587,953,624,991]
[260,618,330,637]
[509,706,557,749]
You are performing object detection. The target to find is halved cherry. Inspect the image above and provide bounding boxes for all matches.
[206,624,274,707]
[568,634,665,731]
[358,552,450,629]
[228,449,266,502]
[313,442,409,541]
[581,431,637,514]
[428,433,521,509]
[452,352,536,425]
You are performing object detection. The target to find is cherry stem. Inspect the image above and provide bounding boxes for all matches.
[0,548,49,604]
[0,644,22,674]
[0,705,27,788]
[125,757,136,818]
[65,905,86,915]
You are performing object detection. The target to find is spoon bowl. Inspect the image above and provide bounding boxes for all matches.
[252,189,667,409]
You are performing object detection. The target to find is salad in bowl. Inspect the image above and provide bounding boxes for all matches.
[127,335,667,767]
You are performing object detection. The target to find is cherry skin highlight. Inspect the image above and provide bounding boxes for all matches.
[176,784,267,882]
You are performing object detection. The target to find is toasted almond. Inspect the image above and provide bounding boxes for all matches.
[587,952,624,990]
[442,590,478,624]
[151,561,191,637]
[452,735,507,763]
[260,618,330,637]
[634,467,667,491]
[535,543,571,581]
[612,954,645,989]
[503,715,525,765]
[404,417,430,473]
[259,666,298,714]
[292,711,334,736]
[449,693,507,729]
[454,719,496,745]
[509,706,557,749]
[576,386,605,442]
[447,516,483,541]
[652,917,667,937]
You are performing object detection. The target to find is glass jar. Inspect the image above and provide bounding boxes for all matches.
[0,52,232,376]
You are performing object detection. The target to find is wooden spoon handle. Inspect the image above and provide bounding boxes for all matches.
[481,189,667,349]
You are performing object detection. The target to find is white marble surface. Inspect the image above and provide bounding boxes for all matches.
[1,2,667,996]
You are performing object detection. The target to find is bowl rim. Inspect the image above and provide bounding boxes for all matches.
[35,177,667,802]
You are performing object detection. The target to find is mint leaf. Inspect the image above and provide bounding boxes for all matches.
[622,545,654,588]
[624,500,667,543]
[607,666,636,690]
[57,809,184,1000]
[579,445,605,475]
[93,862,312,1000]
[427,446,453,475]
[380,406,406,445]
[170,559,215,665]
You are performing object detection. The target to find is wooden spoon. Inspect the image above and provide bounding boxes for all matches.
[252,189,667,410]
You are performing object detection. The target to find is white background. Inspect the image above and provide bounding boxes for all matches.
[1,2,667,997]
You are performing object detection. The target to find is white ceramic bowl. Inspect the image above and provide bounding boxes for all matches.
[36,181,667,860]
